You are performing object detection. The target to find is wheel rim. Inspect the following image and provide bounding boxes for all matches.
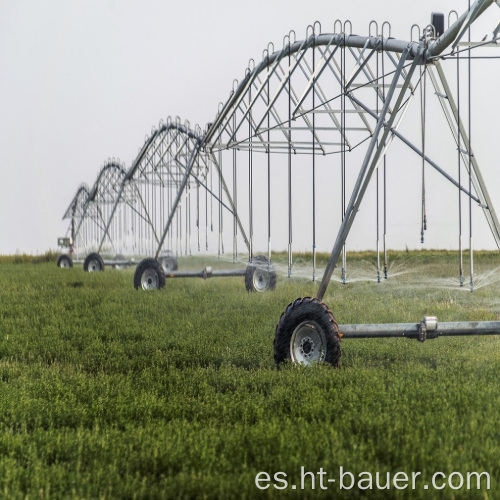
[253,268,270,291]
[59,259,70,268]
[141,268,159,290]
[290,320,326,365]
[88,259,101,272]
[160,258,172,273]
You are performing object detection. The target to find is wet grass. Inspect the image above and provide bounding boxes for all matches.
[0,251,499,498]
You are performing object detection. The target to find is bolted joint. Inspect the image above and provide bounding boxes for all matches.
[202,266,212,280]
[418,316,438,342]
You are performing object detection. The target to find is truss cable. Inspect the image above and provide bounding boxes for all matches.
[376,39,381,283]
[132,192,136,253]
[233,115,238,262]
[147,172,150,255]
[176,202,180,257]
[288,41,293,278]
[267,66,272,264]
[169,146,173,253]
[249,83,254,261]
[420,62,428,244]
[210,152,213,233]
[312,34,317,281]
[185,185,188,255]
[160,150,165,253]
[189,184,193,256]
[152,152,156,254]
[152,168,156,256]
[177,191,181,257]
[119,182,122,252]
[145,182,149,256]
[139,185,143,256]
[180,203,184,257]
[205,160,208,252]
[189,183,192,256]
[382,39,388,279]
[468,3,474,292]
[218,149,223,256]
[457,46,464,286]
[197,180,200,251]
[168,172,171,252]
[136,191,139,254]
[341,34,347,285]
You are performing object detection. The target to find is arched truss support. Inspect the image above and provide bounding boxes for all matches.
[201,31,422,273]
[62,183,90,255]
[63,160,127,256]
[427,60,500,248]
[97,117,250,258]
[194,0,500,291]
[63,0,500,281]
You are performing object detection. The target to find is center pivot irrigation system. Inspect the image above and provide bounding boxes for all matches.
[59,0,500,365]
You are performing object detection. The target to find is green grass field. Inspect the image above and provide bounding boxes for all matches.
[0,251,499,499]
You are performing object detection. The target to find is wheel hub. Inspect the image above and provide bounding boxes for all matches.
[88,259,100,272]
[290,321,326,365]
[141,269,159,290]
[300,337,314,357]
[253,268,269,291]
[160,258,171,273]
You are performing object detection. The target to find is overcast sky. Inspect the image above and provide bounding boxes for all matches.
[0,0,499,255]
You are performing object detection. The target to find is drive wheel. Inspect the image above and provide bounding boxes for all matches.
[159,254,178,273]
[57,254,73,268]
[245,255,277,292]
[134,258,165,290]
[83,253,104,272]
[274,297,341,367]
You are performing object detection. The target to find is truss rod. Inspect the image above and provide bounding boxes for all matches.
[172,158,235,215]
[154,143,201,259]
[317,46,418,301]
[350,95,481,205]
[432,60,500,248]
[208,151,251,254]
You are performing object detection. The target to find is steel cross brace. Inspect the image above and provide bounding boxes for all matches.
[317,46,420,301]
[430,61,500,249]
[211,42,294,148]
[349,95,481,204]
[153,142,201,259]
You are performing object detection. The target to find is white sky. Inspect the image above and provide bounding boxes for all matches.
[0,0,499,255]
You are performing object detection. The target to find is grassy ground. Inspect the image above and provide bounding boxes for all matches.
[0,251,499,498]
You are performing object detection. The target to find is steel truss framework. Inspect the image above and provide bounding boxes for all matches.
[64,0,500,293]
[63,161,127,258]
[64,118,249,260]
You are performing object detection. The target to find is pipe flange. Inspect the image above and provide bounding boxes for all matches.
[418,320,427,342]
[419,316,438,342]
[202,266,213,280]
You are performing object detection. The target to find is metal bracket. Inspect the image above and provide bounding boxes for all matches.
[418,316,438,342]
[57,237,72,248]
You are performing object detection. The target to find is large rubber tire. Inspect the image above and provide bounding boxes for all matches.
[134,258,166,290]
[57,254,73,268]
[245,255,277,292]
[274,297,341,368]
[83,253,105,272]
[159,255,178,273]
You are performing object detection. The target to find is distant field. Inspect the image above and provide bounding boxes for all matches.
[0,251,499,498]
